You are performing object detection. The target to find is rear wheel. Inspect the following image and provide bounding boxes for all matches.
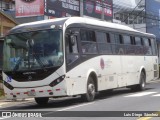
[131,71,146,91]
[81,77,96,102]
[35,97,49,105]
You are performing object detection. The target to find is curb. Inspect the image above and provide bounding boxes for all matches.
[149,79,160,83]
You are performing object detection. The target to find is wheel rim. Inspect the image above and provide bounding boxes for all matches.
[88,83,95,100]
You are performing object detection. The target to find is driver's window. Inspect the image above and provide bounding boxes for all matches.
[66,28,79,65]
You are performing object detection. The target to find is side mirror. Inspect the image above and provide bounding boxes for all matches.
[70,35,76,46]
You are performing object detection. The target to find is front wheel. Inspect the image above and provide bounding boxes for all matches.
[35,97,49,105]
[81,77,96,102]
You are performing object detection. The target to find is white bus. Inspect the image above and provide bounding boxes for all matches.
[3,17,159,105]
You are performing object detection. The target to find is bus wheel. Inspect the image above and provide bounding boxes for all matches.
[35,97,49,105]
[81,77,96,102]
[131,71,146,91]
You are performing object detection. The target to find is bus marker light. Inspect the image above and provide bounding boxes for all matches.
[47,90,52,92]
[24,92,28,94]
[31,89,35,92]
[39,91,43,93]
[56,89,60,91]
[17,93,20,95]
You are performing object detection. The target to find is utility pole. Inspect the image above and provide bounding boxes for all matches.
[80,0,83,17]
[101,0,104,20]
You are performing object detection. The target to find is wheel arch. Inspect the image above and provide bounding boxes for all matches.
[86,70,98,92]
[139,67,146,82]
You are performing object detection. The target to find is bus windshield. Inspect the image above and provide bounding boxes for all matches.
[3,29,63,72]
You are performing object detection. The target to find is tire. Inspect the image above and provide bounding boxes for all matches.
[131,71,146,91]
[35,97,49,105]
[81,77,96,102]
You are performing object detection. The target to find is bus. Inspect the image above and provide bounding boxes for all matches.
[2,17,159,105]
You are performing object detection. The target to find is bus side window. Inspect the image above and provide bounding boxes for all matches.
[143,38,152,55]
[109,33,116,54]
[123,35,131,45]
[130,36,135,45]
[151,38,157,56]
[135,37,141,45]
[115,34,123,44]
[110,33,115,43]
[115,34,124,54]
[135,36,143,55]
[80,29,97,54]
[96,31,112,54]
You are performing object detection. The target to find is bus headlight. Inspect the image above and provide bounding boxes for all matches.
[49,75,65,87]
[3,81,14,90]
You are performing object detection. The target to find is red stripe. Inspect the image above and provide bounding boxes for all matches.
[56,89,60,91]
[47,90,52,92]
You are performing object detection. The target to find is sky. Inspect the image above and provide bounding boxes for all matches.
[113,0,137,8]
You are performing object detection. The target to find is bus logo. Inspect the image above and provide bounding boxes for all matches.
[100,58,105,70]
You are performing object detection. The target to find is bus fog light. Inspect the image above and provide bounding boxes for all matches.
[49,92,53,95]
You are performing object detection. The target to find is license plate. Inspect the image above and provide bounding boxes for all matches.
[28,91,36,96]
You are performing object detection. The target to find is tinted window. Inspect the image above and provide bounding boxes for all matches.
[96,32,107,43]
[115,34,123,44]
[65,28,80,65]
[81,29,97,54]
[151,38,157,56]
[143,38,152,55]
[110,33,115,43]
[143,38,149,46]
[135,37,141,45]
[96,32,112,54]
[123,35,131,44]
[81,30,96,42]
[131,36,135,45]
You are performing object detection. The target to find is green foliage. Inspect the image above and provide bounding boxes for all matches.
[0,89,4,97]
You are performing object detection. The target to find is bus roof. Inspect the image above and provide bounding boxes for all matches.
[8,17,155,38]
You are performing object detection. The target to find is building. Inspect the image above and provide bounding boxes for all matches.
[0,0,17,76]
[113,0,160,62]
[113,0,146,32]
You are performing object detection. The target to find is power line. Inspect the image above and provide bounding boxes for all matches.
[122,0,143,22]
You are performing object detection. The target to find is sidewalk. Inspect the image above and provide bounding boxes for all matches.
[150,78,160,83]
[0,98,34,102]
[0,98,34,108]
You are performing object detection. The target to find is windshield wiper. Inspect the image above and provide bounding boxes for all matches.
[12,57,22,72]
[32,53,47,72]
[26,39,48,72]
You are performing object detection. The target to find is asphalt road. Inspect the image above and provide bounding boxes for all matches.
[1,80,160,120]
